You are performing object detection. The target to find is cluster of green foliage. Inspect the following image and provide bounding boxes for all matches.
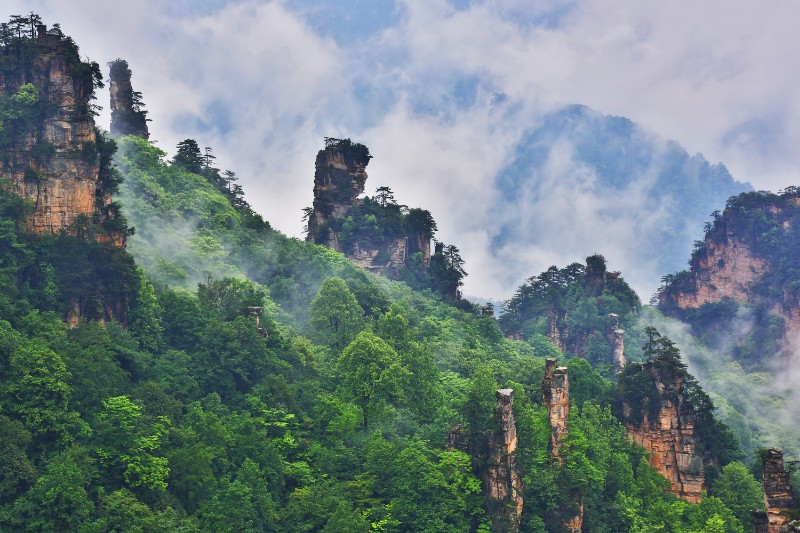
[324,137,372,164]
[0,130,770,530]
[327,184,467,301]
[500,255,642,372]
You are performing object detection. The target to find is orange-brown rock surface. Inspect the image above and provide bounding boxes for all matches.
[623,362,705,503]
[658,197,800,344]
[542,358,570,460]
[542,358,584,531]
[0,25,107,236]
[483,388,523,533]
[761,448,800,533]
[668,239,768,309]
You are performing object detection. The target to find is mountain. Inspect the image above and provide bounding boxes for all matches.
[0,13,796,533]
[490,104,751,296]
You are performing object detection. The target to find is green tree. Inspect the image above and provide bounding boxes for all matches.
[172,139,204,174]
[710,461,764,528]
[310,277,364,350]
[1,339,87,447]
[95,395,171,494]
[339,331,408,428]
[7,449,95,532]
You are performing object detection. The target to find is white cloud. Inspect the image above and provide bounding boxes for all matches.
[4,0,800,300]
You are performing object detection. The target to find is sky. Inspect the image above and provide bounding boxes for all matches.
[7,0,800,300]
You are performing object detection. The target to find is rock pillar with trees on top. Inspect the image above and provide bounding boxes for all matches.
[542,358,584,531]
[108,59,150,139]
[757,448,800,532]
[482,388,523,533]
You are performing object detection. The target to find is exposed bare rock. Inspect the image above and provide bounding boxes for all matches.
[607,313,626,370]
[349,238,407,273]
[658,196,800,348]
[542,358,570,460]
[547,311,567,352]
[761,448,800,532]
[483,388,523,533]
[0,27,105,235]
[307,139,369,251]
[622,361,705,503]
[108,59,149,139]
[666,238,768,309]
[542,359,584,531]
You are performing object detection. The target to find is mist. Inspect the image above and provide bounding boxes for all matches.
[641,308,800,462]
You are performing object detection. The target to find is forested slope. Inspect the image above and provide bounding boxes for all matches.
[0,132,767,532]
[0,13,790,532]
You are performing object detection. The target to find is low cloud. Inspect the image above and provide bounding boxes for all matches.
[4,0,799,300]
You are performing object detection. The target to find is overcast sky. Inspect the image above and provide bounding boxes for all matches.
[7,0,800,300]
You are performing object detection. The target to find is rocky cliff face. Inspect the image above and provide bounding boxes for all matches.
[307,139,369,251]
[761,448,800,533]
[306,138,435,278]
[622,361,705,503]
[0,25,107,236]
[664,237,768,309]
[483,389,523,533]
[658,193,800,346]
[108,59,149,139]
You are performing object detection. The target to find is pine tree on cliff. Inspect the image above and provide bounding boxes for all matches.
[171,139,203,174]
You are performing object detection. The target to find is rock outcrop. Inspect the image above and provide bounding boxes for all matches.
[663,237,768,310]
[307,138,370,252]
[607,313,626,370]
[108,59,149,139]
[658,191,800,346]
[622,360,705,503]
[542,358,570,461]
[483,389,523,533]
[760,448,800,532]
[306,138,441,279]
[0,25,110,236]
[542,359,583,532]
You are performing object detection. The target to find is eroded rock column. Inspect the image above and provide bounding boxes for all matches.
[623,364,705,503]
[542,359,583,531]
[761,448,800,533]
[483,388,523,533]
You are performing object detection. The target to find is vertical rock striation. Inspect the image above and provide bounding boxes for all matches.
[108,59,149,139]
[0,25,106,235]
[607,313,626,371]
[761,448,800,532]
[622,360,705,503]
[483,388,523,533]
[542,358,570,460]
[307,138,370,252]
[542,358,583,531]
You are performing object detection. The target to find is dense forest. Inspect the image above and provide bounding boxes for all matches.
[0,13,796,533]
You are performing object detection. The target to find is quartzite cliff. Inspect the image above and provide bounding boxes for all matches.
[542,359,584,531]
[754,448,800,533]
[0,24,119,240]
[307,137,438,276]
[659,190,800,349]
[620,358,706,503]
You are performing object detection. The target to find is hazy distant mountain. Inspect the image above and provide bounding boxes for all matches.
[489,104,751,294]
